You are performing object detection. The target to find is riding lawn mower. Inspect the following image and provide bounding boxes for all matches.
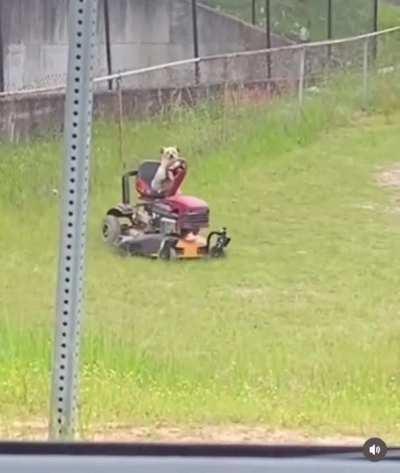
[101,158,231,260]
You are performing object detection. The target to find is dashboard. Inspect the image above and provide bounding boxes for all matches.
[0,442,399,473]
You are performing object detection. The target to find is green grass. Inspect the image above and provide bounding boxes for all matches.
[2,71,400,440]
[380,1,400,28]
[204,0,400,39]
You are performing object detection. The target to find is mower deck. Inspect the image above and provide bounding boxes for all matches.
[116,231,228,260]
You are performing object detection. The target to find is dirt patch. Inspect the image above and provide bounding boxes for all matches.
[90,425,365,446]
[376,165,400,189]
[0,421,364,446]
[232,287,269,298]
[375,164,400,214]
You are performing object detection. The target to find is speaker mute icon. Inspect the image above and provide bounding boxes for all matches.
[363,438,387,462]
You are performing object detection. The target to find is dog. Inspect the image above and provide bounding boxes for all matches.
[151,146,181,194]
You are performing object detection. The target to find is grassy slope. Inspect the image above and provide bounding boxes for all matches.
[204,0,400,39]
[380,1,400,28]
[1,73,400,439]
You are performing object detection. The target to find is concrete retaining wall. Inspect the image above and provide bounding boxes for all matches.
[0,0,291,91]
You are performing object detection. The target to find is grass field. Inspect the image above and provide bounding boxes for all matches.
[1,71,400,441]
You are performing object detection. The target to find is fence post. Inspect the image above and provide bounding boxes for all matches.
[298,46,306,106]
[363,38,369,105]
[222,57,229,143]
[0,1,4,93]
[103,0,113,90]
[192,0,200,85]
[327,0,333,61]
[265,0,272,79]
[252,0,256,25]
[373,0,379,62]
[116,78,126,170]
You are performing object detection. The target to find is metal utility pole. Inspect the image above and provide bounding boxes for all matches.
[265,0,272,79]
[103,0,113,90]
[192,0,200,84]
[252,0,256,25]
[49,0,98,440]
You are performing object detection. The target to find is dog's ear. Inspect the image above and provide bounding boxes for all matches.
[160,147,165,154]
[176,147,180,154]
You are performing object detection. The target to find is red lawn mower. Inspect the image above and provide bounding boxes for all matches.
[101,159,230,260]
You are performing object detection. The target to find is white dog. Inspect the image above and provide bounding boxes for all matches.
[151,146,181,194]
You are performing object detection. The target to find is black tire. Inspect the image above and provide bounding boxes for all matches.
[210,245,225,258]
[102,215,121,245]
[159,240,177,261]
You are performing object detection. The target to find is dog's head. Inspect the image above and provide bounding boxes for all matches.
[160,146,180,167]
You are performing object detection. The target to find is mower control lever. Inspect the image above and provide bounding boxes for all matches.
[122,170,138,205]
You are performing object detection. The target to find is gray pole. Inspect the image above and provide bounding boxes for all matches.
[49,0,98,440]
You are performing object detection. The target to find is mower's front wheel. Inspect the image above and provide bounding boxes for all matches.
[159,239,178,261]
[102,215,121,245]
[209,246,226,258]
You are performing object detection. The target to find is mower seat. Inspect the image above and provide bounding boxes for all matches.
[135,160,187,199]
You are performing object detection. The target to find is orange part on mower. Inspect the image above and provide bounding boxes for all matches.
[176,235,207,259]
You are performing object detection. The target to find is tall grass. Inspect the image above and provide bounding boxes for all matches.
[1,69,400,438]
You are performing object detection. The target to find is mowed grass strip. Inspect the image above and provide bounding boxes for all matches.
[1,73,400,439]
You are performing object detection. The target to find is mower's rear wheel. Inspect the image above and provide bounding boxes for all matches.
[102,215,121,245]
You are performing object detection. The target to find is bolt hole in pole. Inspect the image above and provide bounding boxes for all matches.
[49,0,98,441]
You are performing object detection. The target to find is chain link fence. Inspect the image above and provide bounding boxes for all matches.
[1,28,399,101]
[89,26,400,104]
[0,27,399,142]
